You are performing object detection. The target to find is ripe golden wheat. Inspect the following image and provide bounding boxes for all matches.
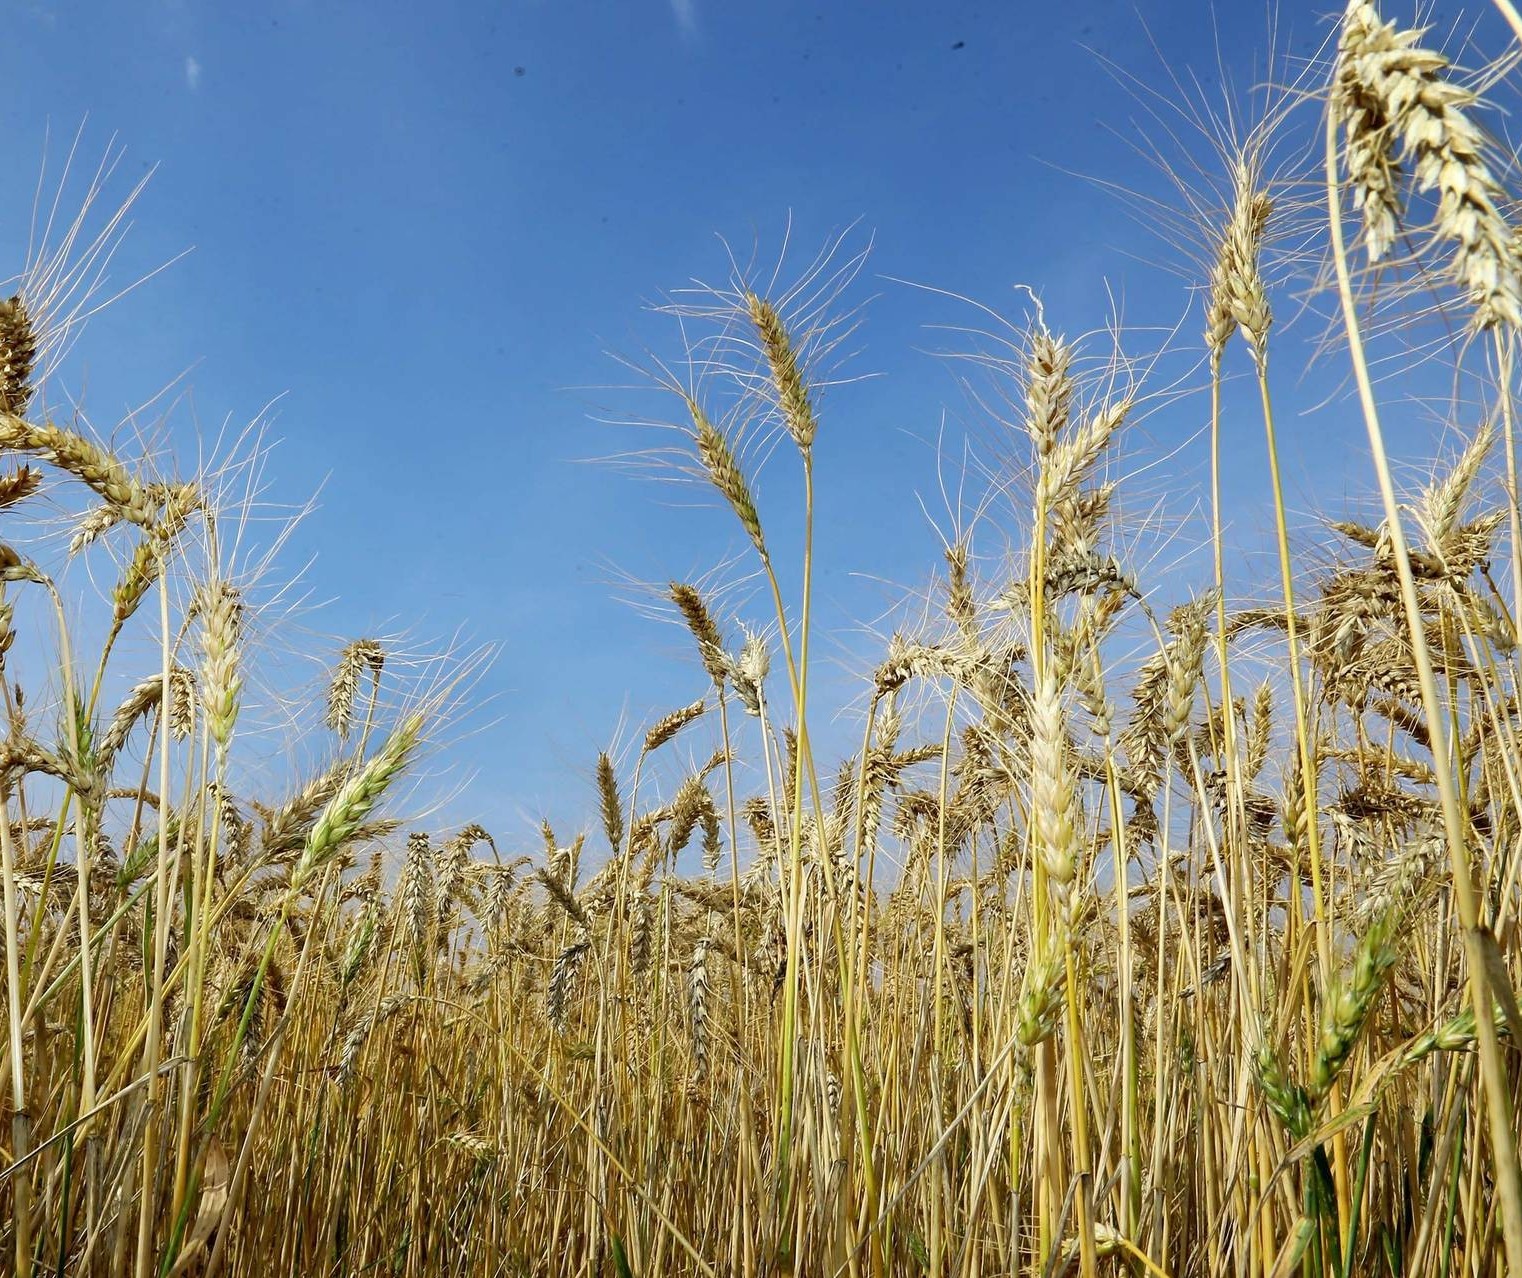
[9,3,1522,1275]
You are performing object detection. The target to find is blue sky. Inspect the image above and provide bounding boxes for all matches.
[0,1,1441,844]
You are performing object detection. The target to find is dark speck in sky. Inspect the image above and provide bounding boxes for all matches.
[951,40,965,50]
[513,66,526,77]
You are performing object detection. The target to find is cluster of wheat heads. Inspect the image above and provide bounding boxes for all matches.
[10,2,1522,1276]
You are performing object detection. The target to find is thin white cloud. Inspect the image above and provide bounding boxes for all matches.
[184,55,202,91]
[670,0,696,40]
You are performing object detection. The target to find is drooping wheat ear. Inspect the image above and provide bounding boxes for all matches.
[436,824,489,922]
[689,924,712,1076]
[1206,158,1274,367]
[547,931,589,1032]
[237,944,292,1065]
[747,292,817,453]
[685,396,766,556]
[537,866,591,928]
[1334,6,1403,262]
[112,483,200,628]
[872,634,970,696]
[1253,1037,1312,1138]
[732,627,770,716]
[336,992,411,1084]
[1335,0,1522,328]
[68,504,123,554]
[670,582,729,686]
[196,579,244,762]
[0,296,37,414]
[0,414,161,527]
[644,698,706,754]
[293,712,423,889]
[219,787,254,858]
[0,545,42,587]
[97,665,194,773]
[326,639,386,739]
[667,773,711,860]
[0,466,40,513]
[95,675,156,771]
[548,830,584,887]
[1024,329,1075,460]
[448,1130,499,1164]
[1355,828,1441,927]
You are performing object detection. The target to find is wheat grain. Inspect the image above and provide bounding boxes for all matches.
[325,639,385,739]
[644,698,706,754]
[1335,0,1522,327]
[0,296,37,414]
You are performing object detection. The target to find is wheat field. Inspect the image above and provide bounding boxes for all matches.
[10,3,1522,1274]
